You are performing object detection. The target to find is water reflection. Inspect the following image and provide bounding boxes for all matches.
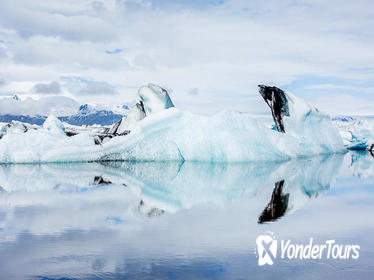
[0,154,343,217]
[0,152,373,279]
[349,150,374,177]
[258,180,289,223]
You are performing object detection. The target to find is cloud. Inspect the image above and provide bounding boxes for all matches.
[0,0,117,42]
[188,88,199,96]
[0,95,78,115]
[0,41,7,61]
[78,83,117,95]
[308,94,374,116]
[305,84,374,95]
[32,81,61,94]
[0,0,374,114]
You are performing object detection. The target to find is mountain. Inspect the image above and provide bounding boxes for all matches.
[58,104,127,126]
[0,114,47,125]
[0,95,129,126]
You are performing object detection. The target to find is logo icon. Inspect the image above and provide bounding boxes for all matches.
[256,231,277,266]
[255,232,360,266]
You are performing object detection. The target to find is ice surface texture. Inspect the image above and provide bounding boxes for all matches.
[333,116,374,152]
[0,84,345,163]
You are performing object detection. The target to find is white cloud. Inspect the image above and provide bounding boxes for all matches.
[308,94,374,116]
[0,95,78,115]
[79,83,117,95]
[306,84,374,94]
[0,0,117,42]
[0,0,373,114]
[32,81,61,94]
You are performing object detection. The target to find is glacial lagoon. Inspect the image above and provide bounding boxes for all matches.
[0,152,373,279]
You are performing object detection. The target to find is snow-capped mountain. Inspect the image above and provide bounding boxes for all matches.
[0,95,129,126]
[58,103,129,126]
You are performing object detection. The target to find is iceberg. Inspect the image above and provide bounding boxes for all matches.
[106,101,146,136]
[0,83,345,163]
[349,151,374,177]
[43,114,65,134]
[138,83,174,115]
[333,116,374,153]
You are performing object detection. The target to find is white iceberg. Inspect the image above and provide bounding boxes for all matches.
[43,114,65,134]
[333,116,374,152]
[0,84,345,163]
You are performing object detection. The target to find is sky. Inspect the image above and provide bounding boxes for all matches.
[0,0,374,115]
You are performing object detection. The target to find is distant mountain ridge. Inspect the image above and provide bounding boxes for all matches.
[59,108,125,126]
[0,110,125,126]
[0,95,130,126]
[332,115,374,122]
[0,114,47,125]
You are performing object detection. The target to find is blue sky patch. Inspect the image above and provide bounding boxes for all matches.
[105,48,123,55]
[105,216,123,224]
[283,75,374,99]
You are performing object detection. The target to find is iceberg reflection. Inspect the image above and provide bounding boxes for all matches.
[1,153,374,279]
[0,154,344,220]
[258,179,289,223]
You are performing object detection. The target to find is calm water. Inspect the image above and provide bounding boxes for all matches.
[0,152,374,279]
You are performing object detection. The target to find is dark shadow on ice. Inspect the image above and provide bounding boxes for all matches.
[258,85,290,133]
[138,199,165,218]
[91,176,112,185]
[258,180,289,224]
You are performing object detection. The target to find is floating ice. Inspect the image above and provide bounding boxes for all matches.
[43,114,65,134]
[0,84,345,163]
[107,102,146,135]
[333,116,374,152]
[139,83,174,115]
